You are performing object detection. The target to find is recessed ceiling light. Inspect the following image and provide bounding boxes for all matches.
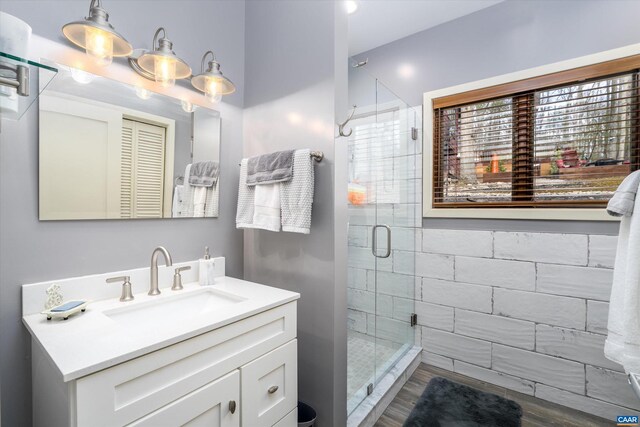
[346,0,358,14]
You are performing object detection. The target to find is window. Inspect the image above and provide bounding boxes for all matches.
[428,54,640,216]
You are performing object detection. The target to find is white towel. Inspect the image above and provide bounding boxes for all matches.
[193,187,207,218]
[236,159,256,228]
[607,170,640,217]
[204,183,219,217]
[253,184,281,231]
[281,149,314,234]
[172,184,184,217]
[180,164,194,218]
[605,178,640,373]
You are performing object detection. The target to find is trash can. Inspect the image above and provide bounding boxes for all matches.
[298,401,316,427]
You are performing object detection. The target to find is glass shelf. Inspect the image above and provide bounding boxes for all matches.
[0,51,58,121]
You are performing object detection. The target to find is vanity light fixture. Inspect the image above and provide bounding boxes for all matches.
[191,51,236,103]
[70,67,95,84]
[62,0,133,66]
[135,87,151,100]
[346,0,359,14]
[181,99,197,113]
[129,27,191,88]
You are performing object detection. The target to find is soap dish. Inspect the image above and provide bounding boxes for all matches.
[41,300,89,320]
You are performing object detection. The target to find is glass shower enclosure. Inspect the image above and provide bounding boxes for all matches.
[346,64,421,415]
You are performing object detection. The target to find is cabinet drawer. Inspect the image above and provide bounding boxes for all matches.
[128,370,240,427]
[76,302,296,426]
[273,408,297,427]
[241,339,297,427]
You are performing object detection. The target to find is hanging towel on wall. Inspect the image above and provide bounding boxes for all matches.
[236,158,256,229]
[281,149,314,234]
[193,187,207,217]
[180,164,195,217]
[204,183,219,217]
[605,176,640,373]
[253,184,281,231]
[172,184,184,217]
[189,161,219,187]
[607,170,640,217]
[246,150,294,186]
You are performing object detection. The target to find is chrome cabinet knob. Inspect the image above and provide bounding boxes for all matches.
[268,385,279,394]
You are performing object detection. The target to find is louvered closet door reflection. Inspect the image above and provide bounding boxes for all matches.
[121,120,167,218]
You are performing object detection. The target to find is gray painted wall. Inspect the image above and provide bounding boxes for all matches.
[0,1,246,425]
[243,1,348,425]
[352,0,640,235]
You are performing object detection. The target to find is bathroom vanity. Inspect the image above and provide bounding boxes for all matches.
[22,258,299,427]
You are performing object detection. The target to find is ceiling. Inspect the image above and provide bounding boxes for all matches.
[348,0,504,56]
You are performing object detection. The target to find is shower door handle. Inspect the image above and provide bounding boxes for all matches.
[372,225,391,258]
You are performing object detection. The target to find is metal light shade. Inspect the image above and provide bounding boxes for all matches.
[62,0,132,57]
[191,51,236,96]
[136,28,191,80]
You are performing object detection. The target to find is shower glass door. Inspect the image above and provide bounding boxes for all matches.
[347,66,420,416]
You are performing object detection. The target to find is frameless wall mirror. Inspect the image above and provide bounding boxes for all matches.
[38,63,221,220]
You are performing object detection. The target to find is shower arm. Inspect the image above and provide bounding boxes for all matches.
[338,105,357,138]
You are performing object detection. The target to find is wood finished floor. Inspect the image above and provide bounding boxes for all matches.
[374,364,614,427]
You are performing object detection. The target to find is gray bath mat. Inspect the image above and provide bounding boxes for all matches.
[403,377,522,427]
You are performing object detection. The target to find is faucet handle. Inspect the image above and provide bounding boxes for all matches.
[172,266,191,291]
[106,276,134,302]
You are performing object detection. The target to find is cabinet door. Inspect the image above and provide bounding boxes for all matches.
[241,340,297,427]
[129,370,240,427]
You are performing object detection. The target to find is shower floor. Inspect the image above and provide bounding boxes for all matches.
[347,330,407,415]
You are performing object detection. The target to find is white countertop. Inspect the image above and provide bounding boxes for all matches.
[23,277,299,382]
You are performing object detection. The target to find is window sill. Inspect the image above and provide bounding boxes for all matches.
[423,206,619,221]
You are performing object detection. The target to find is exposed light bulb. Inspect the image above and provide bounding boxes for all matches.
[70,68,95,84]
[346,0,358,14]
[85,27,114,66]
[154,56,176,88]
[181,100,197,113]
[135,87,151,100]
[205,80,222,103]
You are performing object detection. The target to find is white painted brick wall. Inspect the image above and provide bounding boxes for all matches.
[536,263,613,301]
[494,232,588,265]
[492,344,585,393]
[422,328,492,368]
[589,235,618,268]
[421,351,453,371]
[586,366,640,409]
[454,361,535,395]
[455,257,535,291]
[587,300,609,335]
[422,229,493,257]
[535,384,631,420]
[415,252,454,280]
[415,301,454,331]
[493,288,586,329]
[535,324,622,371]
[454,309,535,350]
[422,278,492,313]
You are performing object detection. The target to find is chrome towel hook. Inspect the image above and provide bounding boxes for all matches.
[338,105,357,138]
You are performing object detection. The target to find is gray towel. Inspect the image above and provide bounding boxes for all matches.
[189,161,219,187]
[246,150,294,186]
[607,170,640,217]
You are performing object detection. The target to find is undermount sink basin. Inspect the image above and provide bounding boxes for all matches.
[103,287,247,329]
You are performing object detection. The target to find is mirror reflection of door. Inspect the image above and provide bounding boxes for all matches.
[39,92,175,220]
[120,120,167,219]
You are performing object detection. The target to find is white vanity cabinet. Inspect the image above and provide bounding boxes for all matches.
[32,301,298,427]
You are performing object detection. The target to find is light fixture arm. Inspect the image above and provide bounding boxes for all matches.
[152,27,167,50]
[201,50,216,73]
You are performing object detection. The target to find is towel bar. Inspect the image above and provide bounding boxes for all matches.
[238,150,323,166]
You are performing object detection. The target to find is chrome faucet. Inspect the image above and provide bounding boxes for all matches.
[149,246,173,296]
